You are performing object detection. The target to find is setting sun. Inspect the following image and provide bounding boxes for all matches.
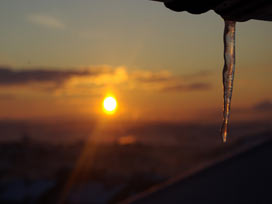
[103,96,117,114]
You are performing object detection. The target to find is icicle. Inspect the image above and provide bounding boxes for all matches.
[221,20,236,143]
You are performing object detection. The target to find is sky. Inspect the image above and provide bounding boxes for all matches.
[0,0,271,122]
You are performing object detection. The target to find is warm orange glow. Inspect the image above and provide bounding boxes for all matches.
[103,96,117,114]
[118,135,136,145]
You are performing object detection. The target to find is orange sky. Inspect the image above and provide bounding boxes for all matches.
[0,0,271,123]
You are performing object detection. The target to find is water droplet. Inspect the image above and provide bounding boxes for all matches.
[221,20,236,143]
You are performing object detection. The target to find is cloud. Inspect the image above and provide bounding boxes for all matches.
[0,65,129,97]
[0,65,212,95]
[27,14,65,29]
[252,100,272,112]
[182,70,212,80]
[161,82,212,92]
[0,66,97,86]
[232,99,272,114]
[130,70,211,92]
[132,70,172,83]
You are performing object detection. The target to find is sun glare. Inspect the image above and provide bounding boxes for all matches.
[103,96,117,114]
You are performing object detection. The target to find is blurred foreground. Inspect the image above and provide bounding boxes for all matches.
[0,119,271,203]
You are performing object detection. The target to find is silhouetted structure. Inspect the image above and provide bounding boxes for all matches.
[126,140,272,204]
[154,0,272,21]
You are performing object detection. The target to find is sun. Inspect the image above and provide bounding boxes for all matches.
[103,96,117,114]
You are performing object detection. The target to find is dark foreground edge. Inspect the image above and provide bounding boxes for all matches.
[121,135,272,204]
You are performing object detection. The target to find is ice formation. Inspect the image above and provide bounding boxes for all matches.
[221,20,236,142]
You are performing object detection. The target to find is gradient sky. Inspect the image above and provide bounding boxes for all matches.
[0,0,271,122]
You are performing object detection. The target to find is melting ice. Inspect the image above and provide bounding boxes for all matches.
[221,20,236,142]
